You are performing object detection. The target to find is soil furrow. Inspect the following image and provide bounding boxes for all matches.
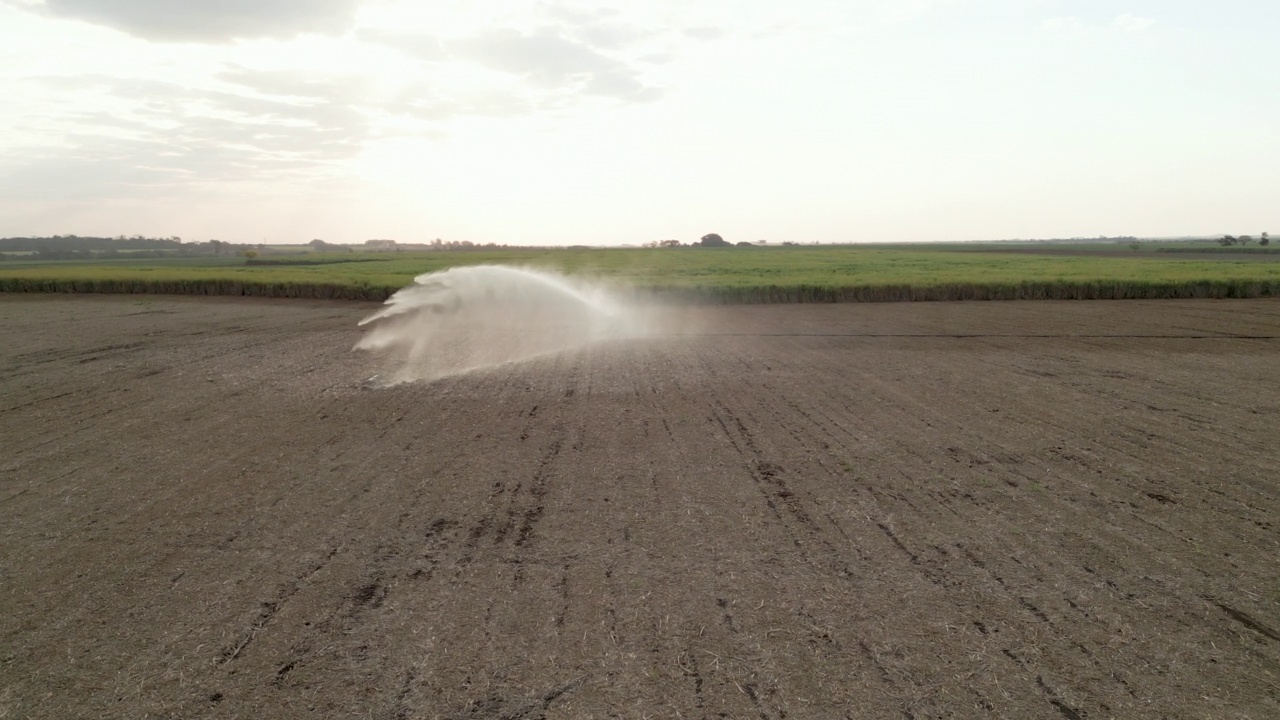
[3,295,1278,719]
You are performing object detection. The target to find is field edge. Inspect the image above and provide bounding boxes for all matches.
[3,276,1280,303]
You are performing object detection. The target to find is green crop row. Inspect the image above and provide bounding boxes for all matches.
[0,277,393,300]
[3,247,1280,303]
[634,279,1280,304]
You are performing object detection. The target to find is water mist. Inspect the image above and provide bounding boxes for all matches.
[355,265,652,383]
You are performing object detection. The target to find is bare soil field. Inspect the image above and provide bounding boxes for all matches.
[2,294,1278,719]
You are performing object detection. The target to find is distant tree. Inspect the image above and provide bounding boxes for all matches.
[242,249,259,259]
[1239,235,1253,245]
[1219,235,1237,246]
[698,233,730,247]
[658,239,682,248]
[1261,232,1270,246]
[1129,241,1142,252]
[735,241,754,247]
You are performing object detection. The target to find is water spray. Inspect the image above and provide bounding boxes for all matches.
[355,265,646,383]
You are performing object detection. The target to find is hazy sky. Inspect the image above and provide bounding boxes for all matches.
[1,1,1276,245]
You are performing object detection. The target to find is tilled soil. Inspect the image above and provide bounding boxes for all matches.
[1,294,1278,720]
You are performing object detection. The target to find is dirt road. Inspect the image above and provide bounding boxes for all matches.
[2,295,1278,719]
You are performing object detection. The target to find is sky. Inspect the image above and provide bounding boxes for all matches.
[1,0,1276,245]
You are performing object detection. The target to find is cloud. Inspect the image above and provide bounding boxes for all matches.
[1041,13,1157,35]
[0,1,699,208]
[361,1,673,102]
[41,72,369,149]
[2,71,369,200]
[8,42,630,204]
[539,2,619,26]
[215,67,367,103]
[638,51,675,64]
[357,28,445,61]
[383,80,540,121]
[582,71,662,102]
[876,0,936,25]
[0,131,330,201]
[452,29,621,87]
[536,2,647,49]
[682,26,725,41]
[365,27,664,103]
[1109,13,1156,34]
[27,0,360,42]
[572,21,647,49]
[1040,17,1084,33]
[873,0,970,26]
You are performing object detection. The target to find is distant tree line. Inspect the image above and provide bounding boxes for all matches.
[0,235,268,260]
[0,234,184,251]
[307,238,514,252]
[0,235,527,261]
[423,238,512,251]
[1219,232,1270,246]
[643,233,765,248]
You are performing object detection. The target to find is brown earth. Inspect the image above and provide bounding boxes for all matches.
[1,294,1278,720]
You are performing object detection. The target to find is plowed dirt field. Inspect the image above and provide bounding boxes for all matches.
[2,295,1278,719]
